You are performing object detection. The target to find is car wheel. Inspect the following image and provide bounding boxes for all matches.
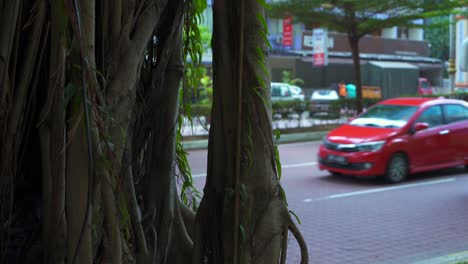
[384,153,408,184]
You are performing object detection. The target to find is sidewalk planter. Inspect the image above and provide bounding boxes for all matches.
[272,100,308,118]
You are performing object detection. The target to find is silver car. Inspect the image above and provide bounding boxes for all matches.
[309,89,340,116]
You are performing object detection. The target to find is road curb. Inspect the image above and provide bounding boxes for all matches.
[411,251,468,264]
[182,130,329,150]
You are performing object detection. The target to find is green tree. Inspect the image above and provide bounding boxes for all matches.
[425,16,450,61]
[199,25,213,52]
[282,70,304,85]
[270,0,466,113]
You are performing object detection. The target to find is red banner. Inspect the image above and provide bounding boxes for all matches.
[283,16,293,47]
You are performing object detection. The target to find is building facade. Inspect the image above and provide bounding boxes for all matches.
[456,13,468,89]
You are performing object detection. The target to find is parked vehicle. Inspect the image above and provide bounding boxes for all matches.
[271,82,305,101]
[318,97,468,183]
[309,89,339,116]
[418,77,433,95]
[289,85,305,101]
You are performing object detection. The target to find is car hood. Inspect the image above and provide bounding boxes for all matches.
[326,124,398,144]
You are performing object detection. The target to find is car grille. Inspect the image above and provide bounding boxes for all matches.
[319,158,368,171]
[324,141,359,153]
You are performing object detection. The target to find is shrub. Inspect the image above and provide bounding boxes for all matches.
[272,100,309,117]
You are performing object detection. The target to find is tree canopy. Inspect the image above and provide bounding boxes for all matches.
[270,0,465,38]
[270,0,466,112]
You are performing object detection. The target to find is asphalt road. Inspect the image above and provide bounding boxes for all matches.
[187,141,468,264]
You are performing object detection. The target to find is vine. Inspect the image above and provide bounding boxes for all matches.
[176,0,207,209]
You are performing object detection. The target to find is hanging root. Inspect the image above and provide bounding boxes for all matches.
[288,214,309,264]
[280,219,288,264]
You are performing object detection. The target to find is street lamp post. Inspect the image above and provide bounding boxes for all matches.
[448,14,456,93]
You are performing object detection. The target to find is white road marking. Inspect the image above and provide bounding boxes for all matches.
[282,161,317,168]
[192,173,207,178]
[192,161,318,178]
[303,178,456,203]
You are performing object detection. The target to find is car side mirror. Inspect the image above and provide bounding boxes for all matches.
[413,122,429,133]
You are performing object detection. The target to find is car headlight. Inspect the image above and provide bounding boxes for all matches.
[356,140,386,152]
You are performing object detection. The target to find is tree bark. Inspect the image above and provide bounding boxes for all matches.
[349,37,363,114]
[0,1,48,260]
[137,2,194,263]
[39,15,67,262]
[66,108,92,264]
[193,0,293,263]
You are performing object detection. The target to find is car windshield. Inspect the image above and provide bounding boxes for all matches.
[317,90,332,95]
[350,104,418,128]
[312,90,338,100]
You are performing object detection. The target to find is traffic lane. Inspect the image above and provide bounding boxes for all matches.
[188,140,467,199]
[275,141,320,165]
[284,171,468,264]
[187,148,208,176]
[187,141,321,176]
[188,141,321,192]
[280,165,468,205]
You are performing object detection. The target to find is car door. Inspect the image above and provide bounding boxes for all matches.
[409,105,451,168]
[442,103,468,164]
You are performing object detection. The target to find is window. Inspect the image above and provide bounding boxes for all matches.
[271,85,282,97]
[443,104,468,124]
[349,104,417,128]
[416,106,443,128]
[271,84,290,97]
[397,27,408,40]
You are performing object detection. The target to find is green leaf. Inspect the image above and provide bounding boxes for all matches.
[256,0,271,10]
[289,210,302,225]
[260,30,272,50]
[279,186,288,206]
[256,14,269,35]
[239,224,247,243]
[195,0,207,15]
[192,198,198,211]
[274,146,282,179]
[258,59,270,80]
[255,46,264,62]
[274,129,281,142]
[240,184,248,203]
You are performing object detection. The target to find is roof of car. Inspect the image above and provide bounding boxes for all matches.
[381,97,436,106]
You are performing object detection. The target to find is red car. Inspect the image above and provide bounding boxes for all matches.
[318,97,468,183]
